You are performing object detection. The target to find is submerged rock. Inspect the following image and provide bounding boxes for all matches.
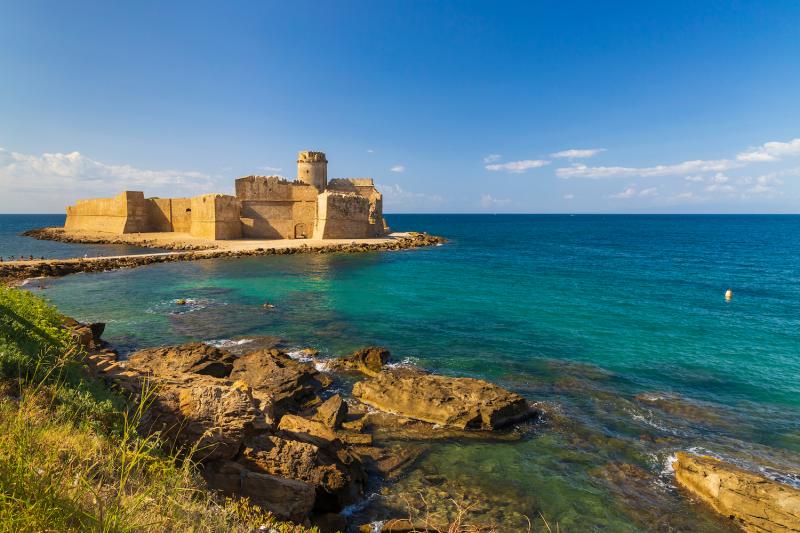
[673,452,800,532]
[127,342,235,378]
[352,370,532,430]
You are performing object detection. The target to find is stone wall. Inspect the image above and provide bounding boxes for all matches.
[313,191,376,239]
[189,194,242,240]
[65,191,150,234]
[146,198,192,233]
[236,176,317,239]
[327,178,386,234]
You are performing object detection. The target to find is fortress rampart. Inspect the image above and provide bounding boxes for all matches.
[63,151,387,241]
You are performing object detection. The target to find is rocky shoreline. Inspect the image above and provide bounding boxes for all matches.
[1,230,446,285]
[60,316,800,532]
[67,321,535,531]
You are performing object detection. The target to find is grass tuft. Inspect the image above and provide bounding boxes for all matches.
[0,286,314,533]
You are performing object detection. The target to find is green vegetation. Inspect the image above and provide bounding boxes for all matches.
[0,286,313,533]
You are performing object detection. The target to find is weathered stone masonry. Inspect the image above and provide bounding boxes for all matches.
[64,150,388,240]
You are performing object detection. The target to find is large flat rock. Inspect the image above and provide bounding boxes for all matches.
[352,370,531,431]
[673,452,800,532]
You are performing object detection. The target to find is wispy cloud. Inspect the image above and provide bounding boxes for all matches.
[609,186,659,199]
[379,183,443,209]
[550,148,605,159]
[390,165,405,173]
[737,138,800,162]
[483,154,501,163]
[610,187,637,199]
[480,194,511,208]
[563,193,574,200]
[0,147,216,212]
[259,165,282,172]
[684,175,704,182]
[558,159,739,179]
[485,159,550,173]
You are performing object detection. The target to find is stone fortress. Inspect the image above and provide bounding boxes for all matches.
[64,151,388,240]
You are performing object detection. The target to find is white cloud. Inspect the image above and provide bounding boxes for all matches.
[485,159,550,173]
[379,183,443,209]
[0,147,214,195]
[558,159,739,179]
[259,165,282,172]
[563,193,574,200]
[366,149,374,153]
[639,187,659,197]
[705,173,736,193]
[480,194,511,208]
[611,187,637,199]
[390,165,405,173]
[684,175,704,182]
[550,148,605,159]
[483,154,501,163]
[737,138,800,162]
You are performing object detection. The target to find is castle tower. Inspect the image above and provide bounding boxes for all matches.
[297,151,328,192]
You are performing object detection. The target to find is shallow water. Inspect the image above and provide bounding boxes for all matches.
[15,214,800,531]
[0,214,163,259]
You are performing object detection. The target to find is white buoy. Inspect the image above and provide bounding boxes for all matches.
[725,289,732,301]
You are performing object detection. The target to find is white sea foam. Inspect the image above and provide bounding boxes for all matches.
[285,349,315,363]
[340,492,379,517]
[206,338,254,349]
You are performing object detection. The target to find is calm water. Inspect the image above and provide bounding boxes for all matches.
[12,214,800,531]
[0,214,162,259]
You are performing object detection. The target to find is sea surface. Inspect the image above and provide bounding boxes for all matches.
[0,214,163,259]
[8,214,800,531]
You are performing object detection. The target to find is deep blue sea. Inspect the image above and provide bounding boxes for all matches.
[7,214,800,531]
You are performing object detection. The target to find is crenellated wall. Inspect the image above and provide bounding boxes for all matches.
[63,151,389,241]
[236,176,318,239]
[313,191,377,239]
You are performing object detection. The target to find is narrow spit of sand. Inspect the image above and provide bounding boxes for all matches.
[1,229,445,283]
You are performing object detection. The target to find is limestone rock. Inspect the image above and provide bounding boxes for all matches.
[127,342,235,378]
[673,452,800,532]
[330,346,390,376]
[315,394,348,429]
[352,370,531,430]
[229,349,330,410]
[239,434,366,510]
[203,460,315,523]
[278,414,338,448]
[139,376,262,462]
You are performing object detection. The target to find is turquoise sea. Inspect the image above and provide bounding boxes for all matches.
[6,214,800,531]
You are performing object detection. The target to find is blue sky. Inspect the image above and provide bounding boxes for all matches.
[1,1,799,213]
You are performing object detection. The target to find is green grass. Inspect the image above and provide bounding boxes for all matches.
[0,286,314,533]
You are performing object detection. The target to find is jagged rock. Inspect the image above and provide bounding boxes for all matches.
[673,452,800,532]
[352,370,532,430]
[315,394,348,429]
[203,460,315,523]
[278,414,338,448]
[63,317,105,349]
[239,434,366,510]
[139,376,263,461]
[127,342,235,378]
[329,346,390,376]
[229,350,331,411]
